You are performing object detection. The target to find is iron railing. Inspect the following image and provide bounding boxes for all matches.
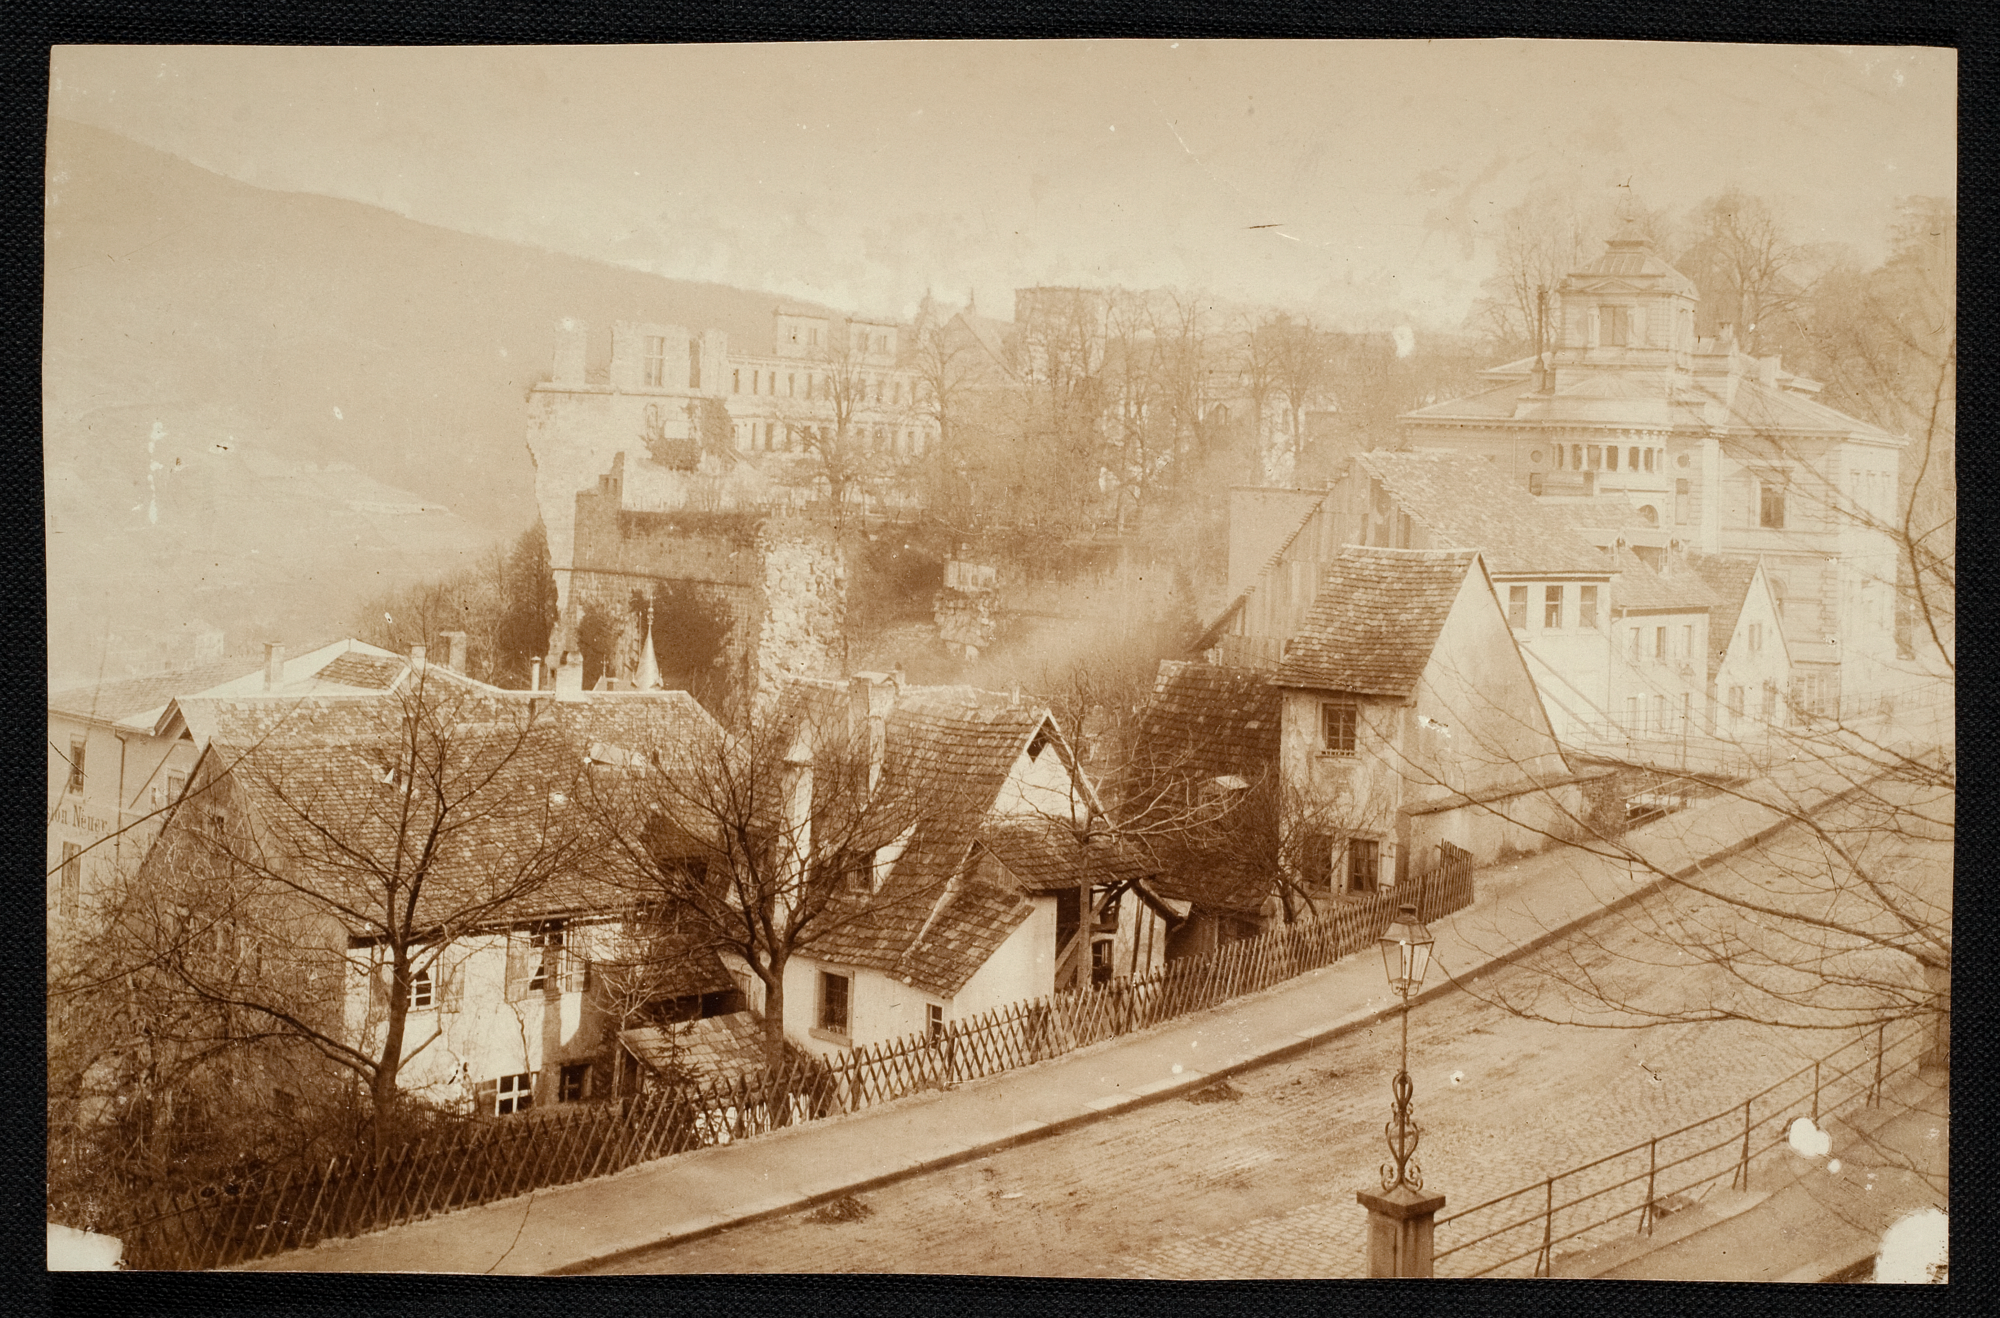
[1432,1015,1930,1278]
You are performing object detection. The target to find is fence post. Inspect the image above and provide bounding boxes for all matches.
[1534,1177,1555,1277]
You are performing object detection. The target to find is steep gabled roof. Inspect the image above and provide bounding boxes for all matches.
[1612,548,1724,615]
[1357,450,1611,577]
[1686,554,1759,656]
[1132,661,1281,780]
[1275,547,1480,697]
[978,816,1154,894]
[49,658,261,724]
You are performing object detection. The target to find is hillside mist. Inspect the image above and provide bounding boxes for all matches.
[44,118,827,686]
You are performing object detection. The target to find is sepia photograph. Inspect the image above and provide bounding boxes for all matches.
[44,40,1952,1282]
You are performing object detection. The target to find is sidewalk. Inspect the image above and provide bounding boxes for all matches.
[239,753,1894,1274]
[1553,1070,1949,1282]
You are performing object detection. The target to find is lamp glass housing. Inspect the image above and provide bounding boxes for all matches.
[1378,903,1434,996]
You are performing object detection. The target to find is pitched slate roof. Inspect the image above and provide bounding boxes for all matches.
[1133,661,1281,780]
[978,816,1154,894]
[1357,450,1611,577]
[310,652,408,690]
[1274,547,1480,697]
[1685,555,1759,656]
[805,688,1060,999]
[1612,548,1724,615]
[49,658,261,723]
[186,690,725,934]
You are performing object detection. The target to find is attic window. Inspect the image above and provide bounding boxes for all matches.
[1211,774,1250,792]
[1026,728,1049,761]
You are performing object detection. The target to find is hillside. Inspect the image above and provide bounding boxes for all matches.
[43,118,831,685]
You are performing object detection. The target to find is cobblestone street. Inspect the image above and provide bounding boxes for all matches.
[595,806,1937,1277]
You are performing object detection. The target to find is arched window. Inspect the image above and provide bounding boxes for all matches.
[1636,505,1660,527]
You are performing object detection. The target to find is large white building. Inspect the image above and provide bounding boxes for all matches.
[1401,225,1906,715]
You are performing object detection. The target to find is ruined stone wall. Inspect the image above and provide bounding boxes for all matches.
[753,517,847,711]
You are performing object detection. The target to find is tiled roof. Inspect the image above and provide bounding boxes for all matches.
[619,1011,809,1086]
[189,690,726,935]
[49,658,260,723]
[311,652,407,690]
[1357,450,1611,577]
[978,816,1154,894]
[1612,548,1723,614]
[1687,555,1759,657]
[1132,661,1281,781]
[1274,547,1479,697]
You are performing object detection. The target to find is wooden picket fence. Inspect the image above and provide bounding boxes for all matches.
[109,851,1476,1269]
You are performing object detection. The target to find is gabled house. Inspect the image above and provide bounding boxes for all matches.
[136,663,732,1119]
[1121,661,1285,954]
[1603,548,1723,753]
[754,680,1179,1059]
[1689,554,1794,738]
[1273,546,1581,892]
[47,638,420,945]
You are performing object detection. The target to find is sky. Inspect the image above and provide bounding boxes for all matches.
[48,41,1955,330]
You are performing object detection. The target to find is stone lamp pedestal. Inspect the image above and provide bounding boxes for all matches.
[1356,1183,1447,1278]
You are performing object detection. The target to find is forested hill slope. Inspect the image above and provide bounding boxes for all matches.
[44,119,827,684]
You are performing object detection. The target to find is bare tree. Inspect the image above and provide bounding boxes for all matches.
[590,685,969,1071]
[1673,187,1820,354]
[73,670,618,1155]
[1257,313,1336,475]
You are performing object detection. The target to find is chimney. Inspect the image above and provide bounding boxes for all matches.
[555,652,585,703]
[441,631,468,674]
[849,673,896,792]
[263,642,285,691]
[552,318,587,387]
[410,643,427,670]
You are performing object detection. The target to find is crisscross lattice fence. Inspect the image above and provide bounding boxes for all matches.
[108,851,1476,1269]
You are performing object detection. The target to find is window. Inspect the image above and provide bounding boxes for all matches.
[927,1003,945,1044]
[1761,681,1778,723]
[1588,446,1602,471]
[508,922,583,999]
[1090,939,1115,986]
[559,1063,590,1104]
[528,925,562,993]
[1507,586,1529,629]
[167,771,186,802]
[1579,586,1599,630]
[496,1072,533,1116]
[814,848,877,894]
[1628,447,1641,471]
[1527,472,1545,496]
[1727,686,1745,720]
[411,967,434,1010]
[1681,625,1694,659]
[59,842,81,921]
[1748,622,1763,655]
[1605,445,1618,471]
[1572,444,1584,470]
[1759,483,1787,529]
[1544,585,1564,630]
[732,368,741,393]
[1654,627,1667,661]
[818,970,851,1035]
[808,327,821,346]
[787,373,796,397]
[687,340,702,389]
[1346,838,1380,893]
[1603,305,1630,346]
[643,336,667,387]
[1644,448,1655,472]
[67,739,85,794]
[1321,701,1358,755]
[764,422,775,450]
[1628,628,1641,661]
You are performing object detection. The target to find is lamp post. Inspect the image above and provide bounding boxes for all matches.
[1356,902,1446,1277]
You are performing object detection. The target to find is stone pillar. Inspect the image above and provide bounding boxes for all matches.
[1356,1183,1446,1277]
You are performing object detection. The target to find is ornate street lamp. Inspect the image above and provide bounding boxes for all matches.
[1377,903,1434,1191]
[1356,902,1444,1277]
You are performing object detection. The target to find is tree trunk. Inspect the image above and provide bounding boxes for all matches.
[369,953,412,1159]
